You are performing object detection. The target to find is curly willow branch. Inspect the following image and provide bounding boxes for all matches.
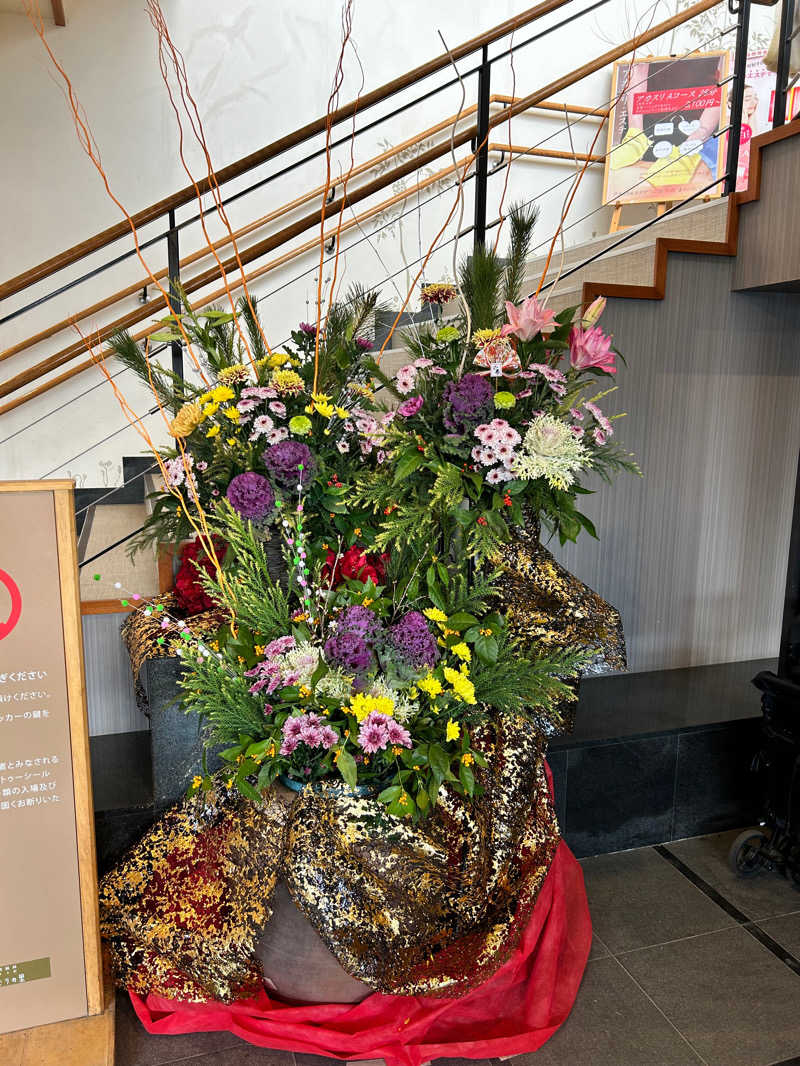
[313,0,355,393]
[145,0,274,367]
[22,0,208,383]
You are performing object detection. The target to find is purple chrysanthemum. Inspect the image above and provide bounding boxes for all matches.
[388,610,440,670]
[323,631,373,674]
[226,472,275,520]
[298,322,317,336]
[355,336,374,351]
[357,712,392,754]
[443,373,494,434]
[262,440,317,489]
[336,605,384,645]
[386,719,413,748]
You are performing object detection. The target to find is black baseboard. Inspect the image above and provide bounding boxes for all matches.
[548,658,772,857]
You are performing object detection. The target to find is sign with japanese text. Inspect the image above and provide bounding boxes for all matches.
[603,51,730,206]
[0,481,102,1033]
[734,49,800,191]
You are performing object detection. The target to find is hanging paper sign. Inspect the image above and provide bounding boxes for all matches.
[0,481,103,1034]
[602,51,730,206]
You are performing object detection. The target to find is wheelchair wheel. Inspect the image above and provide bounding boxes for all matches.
[728,829,769,878]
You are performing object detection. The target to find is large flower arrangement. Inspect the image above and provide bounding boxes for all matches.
[178,509,581,820]
[113,206,635,818]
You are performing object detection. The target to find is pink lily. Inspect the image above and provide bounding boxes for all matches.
[569,326,616,374]
[581,295,606,329]
[501,296,557,342]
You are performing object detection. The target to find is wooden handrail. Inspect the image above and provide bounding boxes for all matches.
[0,0,573,303]
[0,0,722,412]
[490,143,605,164]
[492,96,609,118]
[0,105,480,365]
[0,138,479,401]
[0,95,597,367]
[0,156,472,415]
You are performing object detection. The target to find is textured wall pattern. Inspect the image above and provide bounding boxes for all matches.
[82,614,143,735]
[553,252,800,673]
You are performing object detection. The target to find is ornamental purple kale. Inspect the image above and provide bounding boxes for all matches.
[336,605,384,645]
[323,631,374,674]
[442,373,494,434]
[225,472,275,520]
[387,610,440,671]
[262,440,317,489]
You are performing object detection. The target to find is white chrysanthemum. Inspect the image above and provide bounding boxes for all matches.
[280,642,320,686]
[513,414,588,490]
[367,677,415,723]
[316,668,354,700]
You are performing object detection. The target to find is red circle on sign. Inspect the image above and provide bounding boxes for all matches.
[0,569,22,640]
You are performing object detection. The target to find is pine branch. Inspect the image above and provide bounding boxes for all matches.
[107,329,185,411]
[501,201,540,308]
[458,244,504,331]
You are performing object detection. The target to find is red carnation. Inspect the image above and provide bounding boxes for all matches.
[322,544,389,588]
[173,536,227,615]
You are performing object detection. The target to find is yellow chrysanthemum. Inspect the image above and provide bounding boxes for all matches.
[417,675,443,698]
[446,719,460,742]
[336,406,349,419]
[264,351,291,368]
[201,402,220,419]
[217,363,250,385]
[271,368,304,395]
[423,607,448,623]
[222,406,240,421]
[472,327,502,348]
[168,402,203,438]
[451,642,471,662]
[210,385,236,403]
[206,425,220,438]
[348,693,395,722]
[443,666,477,705]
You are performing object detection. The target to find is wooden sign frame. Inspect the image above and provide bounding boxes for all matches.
[602,50,731,208]
[0,481,103,1029]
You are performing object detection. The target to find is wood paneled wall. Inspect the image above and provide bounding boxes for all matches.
[553,252,800,673]
[81,613,143,735]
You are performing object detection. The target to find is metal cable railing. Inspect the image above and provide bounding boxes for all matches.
[1,0,731,414]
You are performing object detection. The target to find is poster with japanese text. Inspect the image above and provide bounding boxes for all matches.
[735,49,800,191]
[603,52,730,206]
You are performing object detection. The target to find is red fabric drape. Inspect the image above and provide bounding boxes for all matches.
[130,837,590,1064]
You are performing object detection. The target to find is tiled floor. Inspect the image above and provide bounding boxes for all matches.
[114,829,800,1066]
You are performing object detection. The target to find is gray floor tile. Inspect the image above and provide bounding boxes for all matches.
[430,1059,493,1066]
[510,956,703,1066]
[619,925,800,1066]
[667,830,800,920]
[580,847,734,955]
[166,1049,296,1065]
[589,933,610,960]
[757,912,800,959]
[114,991,244,1066]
